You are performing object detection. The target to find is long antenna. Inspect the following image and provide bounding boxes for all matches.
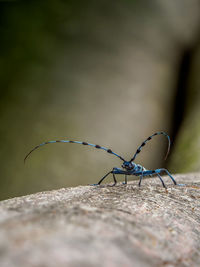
[24,140,125,163]
[130,131,171,162]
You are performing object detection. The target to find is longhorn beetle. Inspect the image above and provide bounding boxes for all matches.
[24,131,178,188]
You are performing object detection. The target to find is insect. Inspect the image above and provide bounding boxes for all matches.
[24,131,177,188]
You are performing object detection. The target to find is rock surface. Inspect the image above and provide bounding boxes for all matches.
[0,173,200,267]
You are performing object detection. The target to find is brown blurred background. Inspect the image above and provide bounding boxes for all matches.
[0,0,200,200]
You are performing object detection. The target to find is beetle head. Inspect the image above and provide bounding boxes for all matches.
[122,161,135,170]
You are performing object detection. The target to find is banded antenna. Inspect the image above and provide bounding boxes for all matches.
[24,140,126,163]
[130,131,171,162]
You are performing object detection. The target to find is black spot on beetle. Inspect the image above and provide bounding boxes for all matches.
[82,142,88,145]
[95,145,101,148]
[147,137,152,140]
[107,149,112,153]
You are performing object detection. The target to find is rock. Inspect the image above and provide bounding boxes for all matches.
[0,173,200,267]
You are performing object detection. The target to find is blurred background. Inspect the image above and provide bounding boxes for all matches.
[0,0,200,200]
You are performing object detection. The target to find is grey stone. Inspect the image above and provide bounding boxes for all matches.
[0,173,200,267]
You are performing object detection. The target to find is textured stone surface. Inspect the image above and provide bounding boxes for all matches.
[0,173,200,267]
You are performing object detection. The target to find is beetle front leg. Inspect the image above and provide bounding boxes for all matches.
[91,170,112,186]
